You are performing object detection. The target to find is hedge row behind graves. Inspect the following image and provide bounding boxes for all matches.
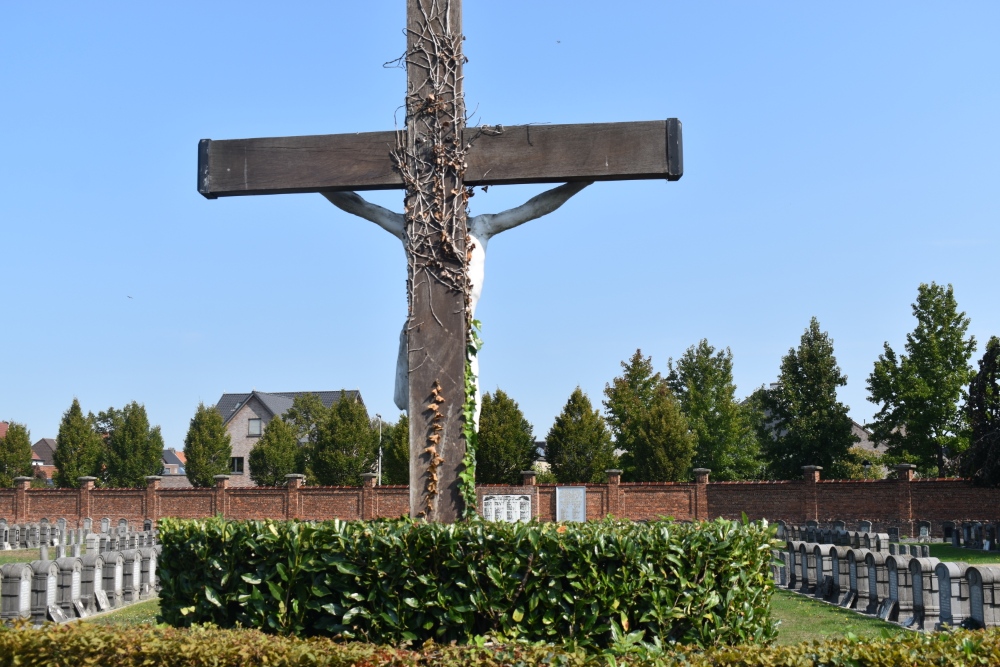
[157,516,775,648]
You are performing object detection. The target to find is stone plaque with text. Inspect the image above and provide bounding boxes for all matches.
[556,487,587,522]
[482,495,531,523]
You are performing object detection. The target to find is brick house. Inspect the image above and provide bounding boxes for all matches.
[215,390,363,487]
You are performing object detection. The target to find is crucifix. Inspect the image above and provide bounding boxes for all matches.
[198,0,682,522]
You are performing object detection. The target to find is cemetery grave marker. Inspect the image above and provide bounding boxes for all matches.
[866,551,889,615]
[935,561,970,629]
[0,563,32,620]
[909,556,942,631]
[967,565,1000,629]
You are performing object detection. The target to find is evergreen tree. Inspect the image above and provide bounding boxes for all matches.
[759,318,858,479]
[312,392,377,486]
[0,422,33,487]
[476,389,536,484]
[183,403,232,487]
[96,402,164,487]
[284,393,328,481]
[248,416,300,486]
[667,340,763,480]
[380,414,410,485]
[603,349,663,480]
[53,399,103,487]
[960,337,1000,485]
[630,385,696,481]
[545,387,616,483]
[867,282,977,475]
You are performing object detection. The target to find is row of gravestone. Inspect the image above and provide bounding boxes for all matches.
[0,545,160,625]
[777,523,893,552]
[773,540,999,630]
[0,518,156,551]
[956,522,1000,551]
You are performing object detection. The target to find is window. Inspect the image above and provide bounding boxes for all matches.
[248,418,262,436]
[230,457,244,474]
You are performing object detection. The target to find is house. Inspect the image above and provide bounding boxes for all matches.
[215,390,363,487]
[0,422,7,440]
[31,438,58,484]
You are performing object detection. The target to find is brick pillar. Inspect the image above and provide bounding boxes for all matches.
[13,477,31,524]
[285,474,305,520]
[605,469,622,518]
[520,471,538,519]
[895,464,915,537]
[78,476,96,528]
[521,471,537,486]
[144,476,161,525]
[214,475,230,518]
[692,468,710,521]
[801,466,822,523]
[361,473,377,520]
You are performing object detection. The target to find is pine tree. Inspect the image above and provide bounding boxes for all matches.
[545,387,616,483]
[630,385,697,481]
[759,318,858,479]
[667,340,762,480]
[0,422,33,487]
[476,389,536,484]
[96,402,164,487]
[380,414,410,485]
[53,399,103,487]
[867,282,977,474]
[248,416,300,486]
[603,349,663,480]
[312,392,377,486]
[183,403,232,487]
[960,337,1000,485]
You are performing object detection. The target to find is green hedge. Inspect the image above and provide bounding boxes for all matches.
[158,517,775,648]
[6,622,1000,666]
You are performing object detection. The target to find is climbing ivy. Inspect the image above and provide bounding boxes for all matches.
[459,319,483,519]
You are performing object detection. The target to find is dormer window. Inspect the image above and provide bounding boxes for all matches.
[248,418,262,436]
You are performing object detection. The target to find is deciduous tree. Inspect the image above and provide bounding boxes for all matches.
[312,392,377,486]
[476,389,536,484]
[545,387,616,483]
[248,416,300,486]
[53,399,103,487]
[380,414,410,485]
[867,283,976,474]
[960,336,1000,485]
[0,422,33,487]
[183,403,232,487]
[96,402,164,487]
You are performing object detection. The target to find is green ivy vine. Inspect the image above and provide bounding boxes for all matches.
[459,319,482,519]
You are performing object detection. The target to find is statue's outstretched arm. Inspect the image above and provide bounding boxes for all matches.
[322,191,405,240]
[476,181,593,239]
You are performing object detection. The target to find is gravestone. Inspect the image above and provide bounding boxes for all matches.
[143,519,152,532]
[832,520,846,531]
[799,543,816,595]
[785,542,801,589]
[0,562,32,620]
[918,521,931,541]
[813,544,835,600]
[858,521,873,533]
[889,543,897,555]
[100,518,110,534]
[117,519,128,536]
[876,533,891,553]
[831,546,852,605]
[866,551,889,615]
[121,550,141,603]
[56,518,67,535]
[54,557,83,618]
[909,556,942,631]
[555,487,586,522]
[935,561,970,629]
[101,552,124,608]
[966,565,1000,629]
[29,560,58,625]
[888,527,900,542]
[847,549,869,611]
[83,518,92,534]
[80,553,105,613]
[887,554,915,625]
[138,547,157,599]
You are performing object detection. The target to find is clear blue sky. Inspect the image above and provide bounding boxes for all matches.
[2,2,998,449]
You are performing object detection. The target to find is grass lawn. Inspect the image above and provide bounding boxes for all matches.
[927,543,1000,564]
[0,549,41,565]
[85,599,161,627]
[770,589,905,645]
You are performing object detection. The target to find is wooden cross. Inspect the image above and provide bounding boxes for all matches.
[198,0,682,522]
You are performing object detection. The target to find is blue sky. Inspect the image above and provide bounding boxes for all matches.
[2,2,998,449]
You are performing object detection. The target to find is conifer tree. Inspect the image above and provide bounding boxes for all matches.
[380,414,410,485]
[284,393,328,481]
[867,282,976,474]
[667,340,762,480]
[477,389,536,484]
[0,422,33,487]
[183,403,232,487]
[248,416,300,486]
[630,385,696,482]
[53,399,103,487]
[96,402,164,487]
[312,392,377,486]
[759,318,858,479]
[603,349,663,479]
[545,387,616,483]
[960,337,1000,485]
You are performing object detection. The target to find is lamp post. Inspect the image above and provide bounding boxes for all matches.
[376,414,382,486]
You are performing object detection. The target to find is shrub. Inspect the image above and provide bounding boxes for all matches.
[158,516,775,648]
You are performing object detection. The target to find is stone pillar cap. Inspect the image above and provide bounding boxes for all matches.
[285,473,307,479]
[13,476,33,482]
[801,465,824,470]
[144,476,162,481]
[77,476,98,482]
[893,464,917,470]
[520,470,537,476]
[213,474,231,480]
[692,468,712,473]
[605,469,623,474]
[361,473,378,479]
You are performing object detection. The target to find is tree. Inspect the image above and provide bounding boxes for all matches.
[95,402,164,487]
[545,387,616,483]
[960,337,1000,485]
[248,416,300,486]
[380,414,410,485]
[184,403,232,487]
[284,393,328,482]
[629,385,696,482]
[603,349,663,480]
[476,389,536,484]
[759,318,858,479]
[0,422,33,487]
[867,283,977,474]
[53,399,103,487]
[667,340,763,480]
[312,392,377,486]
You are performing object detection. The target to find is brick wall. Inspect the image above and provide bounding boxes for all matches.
[5,465,1000,536]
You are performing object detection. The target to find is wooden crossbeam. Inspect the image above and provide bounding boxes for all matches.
[198,119,683,198]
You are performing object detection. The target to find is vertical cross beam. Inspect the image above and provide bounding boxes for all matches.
[402,0,469,522]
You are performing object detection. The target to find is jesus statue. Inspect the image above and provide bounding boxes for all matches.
[323,181,592,424]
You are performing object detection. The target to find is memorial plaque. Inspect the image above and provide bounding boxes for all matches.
[95,590,110,611]
[482,495,531,523]
[73,600,88,618]
[47,605,69,623]
[556,487,587,522]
